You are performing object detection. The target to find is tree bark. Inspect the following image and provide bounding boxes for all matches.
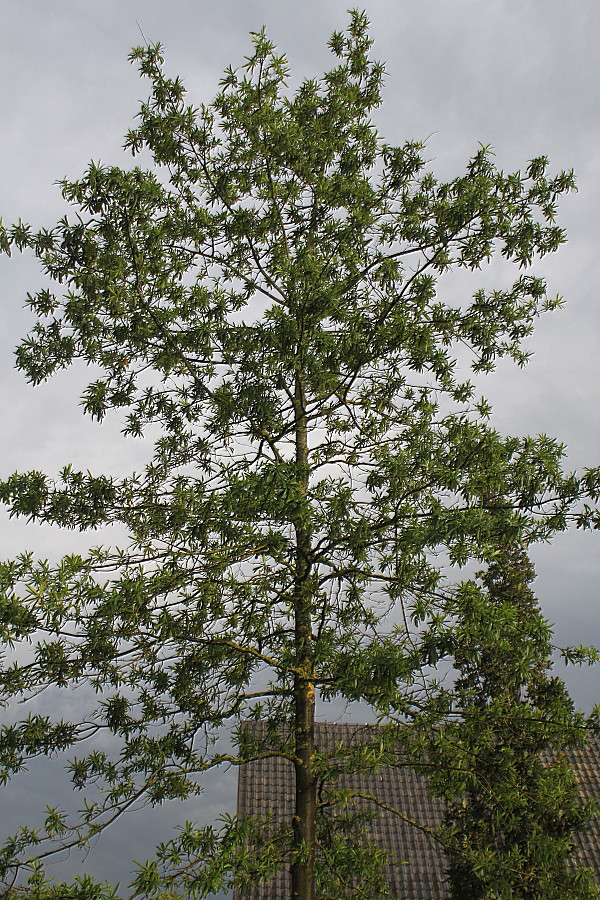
[291,372,316,900]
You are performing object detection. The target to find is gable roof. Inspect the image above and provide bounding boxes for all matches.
[234,722,600,900]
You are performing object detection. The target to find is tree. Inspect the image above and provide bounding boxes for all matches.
[0,10,598,899]
[417,541,599,899]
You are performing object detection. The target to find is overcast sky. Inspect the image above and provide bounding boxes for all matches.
[1,0,599,895]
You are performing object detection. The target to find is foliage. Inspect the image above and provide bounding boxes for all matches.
[415,544,599,898]
[0,9,598,899]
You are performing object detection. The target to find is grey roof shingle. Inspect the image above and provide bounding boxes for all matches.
[234,722,600,900]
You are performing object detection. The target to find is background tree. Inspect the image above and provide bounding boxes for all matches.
[414,538,599,899]
[0,10,598,899]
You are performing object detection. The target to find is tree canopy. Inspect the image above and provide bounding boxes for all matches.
[421,543,599,899]
[0,10,598,899]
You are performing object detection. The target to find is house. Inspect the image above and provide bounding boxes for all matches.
[234,721,600,899]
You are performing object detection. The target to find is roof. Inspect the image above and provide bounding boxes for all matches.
[234,722,600,900]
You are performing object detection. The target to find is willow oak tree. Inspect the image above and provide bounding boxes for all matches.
[0,10,598,900]
[416,542,599,899]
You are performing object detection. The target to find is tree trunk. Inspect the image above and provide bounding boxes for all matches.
[291,670,316,900]
[291,372,316,900]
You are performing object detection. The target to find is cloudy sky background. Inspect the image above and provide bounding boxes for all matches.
[1,0,599,894]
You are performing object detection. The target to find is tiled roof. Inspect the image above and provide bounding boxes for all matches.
[234,722,600,900]
[560,738,600,876]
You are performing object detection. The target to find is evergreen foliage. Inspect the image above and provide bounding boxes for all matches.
[418,543,599,898]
